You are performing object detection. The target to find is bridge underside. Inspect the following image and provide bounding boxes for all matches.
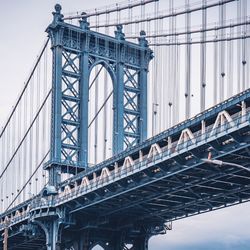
[62,124,250,235]
[5,235,46,250]
[66,148,250,242]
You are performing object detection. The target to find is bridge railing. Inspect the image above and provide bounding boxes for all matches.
[36,107,250,207]
[0,102,249,230]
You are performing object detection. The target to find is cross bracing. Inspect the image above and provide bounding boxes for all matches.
[0,0,250,249]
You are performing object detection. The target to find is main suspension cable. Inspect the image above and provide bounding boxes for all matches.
[0,90,52,181]
[89,0,236,29]
[0,38,50,139]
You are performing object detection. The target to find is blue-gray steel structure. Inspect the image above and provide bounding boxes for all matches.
[1,3,250,250]
[44,5,152,186]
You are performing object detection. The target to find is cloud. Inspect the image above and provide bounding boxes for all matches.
[149,203,250,249]
[150,240,250,250]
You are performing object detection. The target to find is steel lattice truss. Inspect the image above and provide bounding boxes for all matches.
[61,50,81,163]
[1,2,250,250]
[45,8,152,175]
[124,67,141,147]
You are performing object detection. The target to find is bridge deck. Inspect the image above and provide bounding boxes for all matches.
[1,89,250,247]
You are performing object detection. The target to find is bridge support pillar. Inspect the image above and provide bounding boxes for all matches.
[46,220,62,250]
[78,231,91,250]
[133,236,149,250]
[107,235,123,250]
[33,219,62,250]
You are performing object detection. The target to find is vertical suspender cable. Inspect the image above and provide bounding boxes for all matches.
[20,100,23,204]
[176,37,180,124]
[152,0,159,135]
[200,0,207,111]
[247,17,250,89]
[242,0,247,90]
[227,26,234,98]
[141,1,146,31]
[117,3,121,25]
[185,0,191,119]
[0,128,3,211]
[147,20,153,136]
[168,0,173,128]
[219,1,226,102]
[12,114,16,207]
[6,126,10,208]
[42,45,48,183]
[2,132,5,210]
[23,89,27,202]
[214,30,218,105]
[29,76,34,196]
[94,13,99,164]
[17,103,21,204]
[173,13,178,126]
[128,0,132,35]
[159,18,163,131]
[163,23,169,129]
[35,62,41,194]
[237,0,242,92]
[103,12,109,161]
[19,100,26,204]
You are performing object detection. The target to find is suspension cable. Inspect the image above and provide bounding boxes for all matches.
[89,0,236,29]
[126,20,250,40]
[5,150,49,212]
[0,38,50,139]
[0,90,52,181]
[88,90,113,128]
[89,65,104,90]
[63,0,158,20]
[149,35,250,46]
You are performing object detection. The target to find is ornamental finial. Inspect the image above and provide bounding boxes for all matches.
[138,30,148,47]
[115,25,125,40]
[79,12,90,30]
[52,4,64,23]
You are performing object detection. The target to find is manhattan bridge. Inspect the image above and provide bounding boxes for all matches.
[0,0,250,249]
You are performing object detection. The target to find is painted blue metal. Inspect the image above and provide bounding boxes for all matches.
[44,5,152,180]
[1,84,250,249]
[1,4,250,250]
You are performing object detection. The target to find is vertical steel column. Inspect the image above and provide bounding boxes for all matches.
[47,5,64,185]
[46,221,61,250]
[113,38,124,154]
[78,231,90,250]
[138,32,149,142]
[134,236,149,250]
[3,223,8,250]
[79,17,90,168]
[139,68,148,142]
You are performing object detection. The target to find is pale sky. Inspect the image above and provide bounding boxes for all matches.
[0,0,250,249]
